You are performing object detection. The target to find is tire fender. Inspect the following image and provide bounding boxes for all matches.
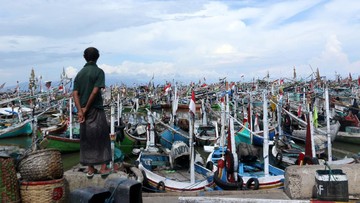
[156,181,165,191]
[245,178,259,190]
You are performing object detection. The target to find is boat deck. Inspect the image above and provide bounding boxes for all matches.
[152,167,207,182]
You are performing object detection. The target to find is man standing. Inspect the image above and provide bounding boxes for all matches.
[73,47,111,178]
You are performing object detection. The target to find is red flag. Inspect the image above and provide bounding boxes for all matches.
[164,83,171,95]
[189,90,196,116]
[297,105,302,117]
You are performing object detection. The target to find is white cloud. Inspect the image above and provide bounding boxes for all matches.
[65,66,79,79]
[1,0,360,86]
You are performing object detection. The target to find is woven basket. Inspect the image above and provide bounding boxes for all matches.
[20,178,66,203]
[18,149,64,181]
[0,157,20,203]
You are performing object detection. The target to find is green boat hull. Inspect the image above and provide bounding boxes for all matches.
[118,132,146,155]
[44,135,80,153]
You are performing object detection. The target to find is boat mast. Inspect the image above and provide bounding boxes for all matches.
[308,104,316,158]
[277,94,282,137]
[249,91,253,144]
[172,83,178,125]
[117,93,121,125]
[110,101,116,169]
[325,87,332,162]
[262,91,269,176]
[189,111,195,184]
[69,97,73,139]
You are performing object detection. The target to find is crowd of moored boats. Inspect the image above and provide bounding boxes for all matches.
[1,69,360,194]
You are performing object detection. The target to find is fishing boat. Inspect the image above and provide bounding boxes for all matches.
[38,114,68,135]
[194,120,219,146]
[0,120,32,139]
[41,131,80,153]
[271,135,304,168]
[137,111,214,192]
[194,99,219,146]
[208,114,284,190]
[235,122,276,146]
[290,121,340,143]
[118,113,147,155]
[335,126,360,144]
[39,98,80,153]
[0,106,33,139]
[40,119,80,153]
[273,88,355,167]
[158,85,190,150]
[159,124,189,150]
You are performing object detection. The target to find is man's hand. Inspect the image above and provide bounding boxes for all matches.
[77,111,85,123]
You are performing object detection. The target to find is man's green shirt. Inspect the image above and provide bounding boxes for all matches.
[73,62,105,109]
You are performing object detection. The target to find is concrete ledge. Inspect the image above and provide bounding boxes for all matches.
[284,163,360,199]
[179,197,309,203]
[143,189,294,203]
[63,166,130,192]
[143,188,289,198]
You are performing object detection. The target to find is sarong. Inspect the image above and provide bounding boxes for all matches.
[79,107,111,166]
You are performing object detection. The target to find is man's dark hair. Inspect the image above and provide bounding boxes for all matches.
[84,47,100,62]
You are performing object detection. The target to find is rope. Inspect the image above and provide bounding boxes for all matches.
[105,179,128,203]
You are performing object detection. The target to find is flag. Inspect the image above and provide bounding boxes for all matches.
[164,83,171,95]
[313,106,318,128]
[297,105,302,117]
[189,90,196,116]
[279,79,284,85]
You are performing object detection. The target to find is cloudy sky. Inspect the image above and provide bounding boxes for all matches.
[1,0,359,87]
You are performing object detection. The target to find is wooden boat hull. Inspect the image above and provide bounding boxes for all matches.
[194,124,218,146]
[235,126,276,146]
[207,147,284,190]
[290,121,340,143]
[239,163,284,190]
[335,134,360,144]
[43,135,80,153]
[335,127,360,144]
[138,150,214,192]
[118,130,146,155]
[0,122,32,139]
[159,126,189,149]
[39,120,68,135]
